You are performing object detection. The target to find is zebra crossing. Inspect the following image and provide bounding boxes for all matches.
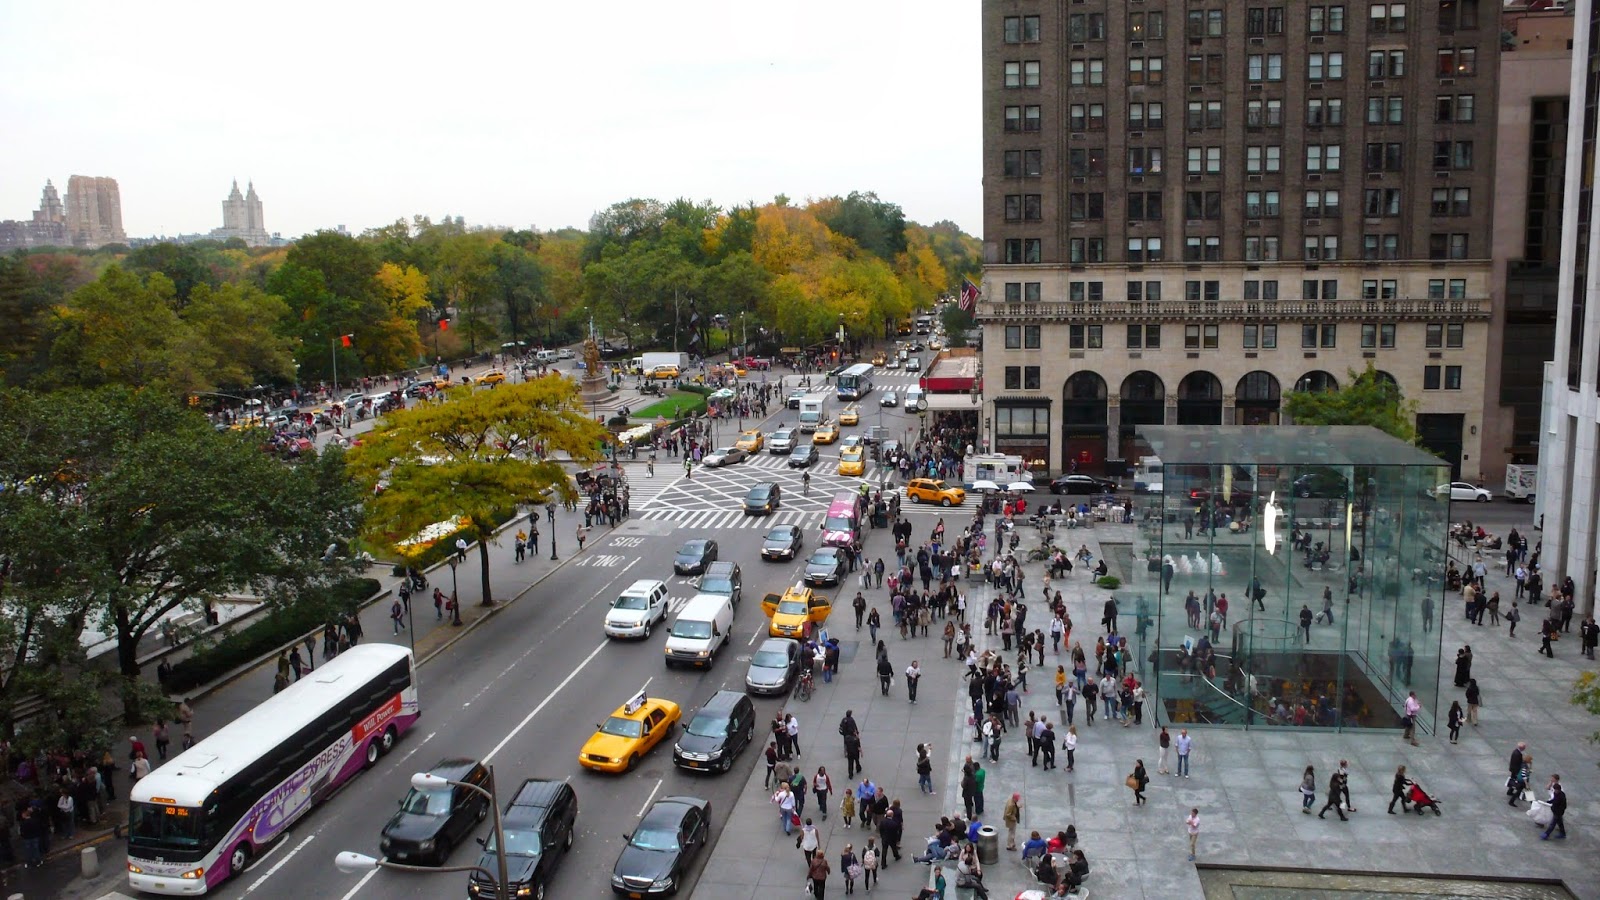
[638,508,819,530]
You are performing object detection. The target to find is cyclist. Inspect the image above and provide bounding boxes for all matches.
[802,471,811,493]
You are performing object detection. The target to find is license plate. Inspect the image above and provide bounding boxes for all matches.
[394,852,408,859]
[629,893,643,899]
[686,761,700,768]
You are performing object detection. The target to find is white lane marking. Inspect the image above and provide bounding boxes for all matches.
[748,628,763,646]
[338,868,379,900]
[640,676,653,692]
[637,778,663,817]
[484,639,608,764]
[394,731,435,765]
[244,831,318,894]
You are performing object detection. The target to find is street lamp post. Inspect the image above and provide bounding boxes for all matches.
[448,559,462,627]
[547,503,559,561]
[335,768,510,894]
[915,395,929,442]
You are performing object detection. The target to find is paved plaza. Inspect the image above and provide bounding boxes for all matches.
[698,501,1598,899]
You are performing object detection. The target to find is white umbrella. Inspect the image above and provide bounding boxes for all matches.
[1008,481,1036,492]
[972,479,1001,492]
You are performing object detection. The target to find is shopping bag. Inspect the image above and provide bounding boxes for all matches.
[1527,800,1553,827]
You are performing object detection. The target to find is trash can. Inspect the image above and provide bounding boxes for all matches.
[976,824,1000,865]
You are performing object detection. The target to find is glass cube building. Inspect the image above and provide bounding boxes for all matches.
[1119,425,1451,731]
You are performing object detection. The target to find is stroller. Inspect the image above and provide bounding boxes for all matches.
[1407,781,1443,816]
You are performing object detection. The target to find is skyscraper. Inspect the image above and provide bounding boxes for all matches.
[63,175,126,248]
[977,1,1497,480]
[216,180,270,246]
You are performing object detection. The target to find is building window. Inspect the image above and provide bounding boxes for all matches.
[1068,238,1106,263]
[1069,59,1105,86]
[1067,13,1105,41]
[1186,100,1224,129]
[1439,0,1481,30]
[1436,93,1475,122]
[1365,142,1405,171]
[1245,191,1281,218]
[1245,145,1281,173]
[1024,325,1042,348]
[1366,50,1405,78]
[1445,365,1462,389]
[1187,8,1225,37]
[1308,52,1344,81]
[1128,11,1166,41]
[1126,237,1164,262]
[1129,57,1164,85]
[1186,280,1222,302]
[1025,283,1041,302]
[1247,54,1285,83]
[1069,193,1105,221]
[1425,323,1444,348]
[1306,98,1344,126]
[1128,281,1163,303]
[1247,7,1287,35]
[1183,236,1222,261]
[1186,53,1225,84]
[1127,324,1161,348]
[1243,279,1280,300]
[1024,366,1041,390]
[1247,99,1284,128]
[1303,235,1340,260]
[1003,150,1021,177]
[1185,325,1200,349]
[1004,326,1022,349]
[1309,5,1347,33]
[995,406,1049,436]
[1302,324,1337,349]
[1437,47,1477,77]
[1024,239,1042,263]
[1360,234,1400,260]
[1364,188,1402,216]
[1304,190,1341,217]
[1365,96,1404,124]
[1446,323,1464,347]
[1068,324,1104,349]
[1302,279,1339,300]
[1244,324,1281,349]
[1127,190,1163,220]
[1423,365,1441,390]
[1432,140,1473,169]
[1003,239,1022,263]
[1004,106,1021,132]
[1380,323,1396,348]
[1361,323,1377,349]
[1431,187,1471,215]
[1002,16,1041,42]
[1369,3,1407,33]
[1428,233,1469,259]
[1128,102,1164,130]
[1004,366,1022,390]
[1185,191,1222,220]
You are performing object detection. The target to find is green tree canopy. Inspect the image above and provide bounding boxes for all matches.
[1283,364,1420,444]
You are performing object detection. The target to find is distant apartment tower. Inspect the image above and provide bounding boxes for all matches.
[977,0,1498,480]
[0,180,70,249]
[214,180,270,246]
[64,175,126,248]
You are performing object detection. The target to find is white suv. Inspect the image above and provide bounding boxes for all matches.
[604,579,671,639]
[768,429,796,454]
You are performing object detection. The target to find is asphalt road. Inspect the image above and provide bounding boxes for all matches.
[97,370,935,899]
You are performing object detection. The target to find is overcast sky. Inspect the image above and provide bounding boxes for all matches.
[0,1,980,241]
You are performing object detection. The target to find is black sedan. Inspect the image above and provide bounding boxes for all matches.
[744,638,801,695]
[1050,474,1117,496]
[761,524,804,560]
[802,547,847,587]
[787,444,819,468]
[673,540,718,575]
[743,482,782,516]
[611,796,711,897]
[378,758,490,866]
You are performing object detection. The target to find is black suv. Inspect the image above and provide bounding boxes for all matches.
[380,758,491,865]
[467,779,578,900]
[671,690,757,773]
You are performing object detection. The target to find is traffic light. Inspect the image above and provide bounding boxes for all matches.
[187,395,199,407]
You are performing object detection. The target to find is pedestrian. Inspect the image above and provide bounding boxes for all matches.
[916,744,934,794]
[1402,691,1421,746]
[1130,759,1149,805]
[153,721,170,761]
[277,651,291,684]
[876,652,893,696]
[860,838,879,891]
[839,788,855,831]
[867,607,880,644]
[454,536,468,563]
[1003,792,1021,850]
[905,659,921,704]
[1299,604,1313,643]
[877,800,903,863]
[1318,770,1348,820]
[1581,616,1599,660]
[853,592,867,630]
[807,843,831,897]
[1040,720,1057,770]
[1541,777,1567,840]
[1510,752,1533,808]
[787,713,802,759]
[840,843,860,895]
[131,750,151,783]
[1176,728,1193,777]
[1447,701,1464,744]
[289,646,305,680]
[1157,725,1172,774]
[576,523,588,550]
[764,741,779,788]
[1466,679,1481,726]
[1064,725,1078,772]
[1387,765,1412,814]
[773,782,797,835]
[814,767,834,820]
[390,598,406,635]
[1299,765,1317,813]
[56,788,75,839]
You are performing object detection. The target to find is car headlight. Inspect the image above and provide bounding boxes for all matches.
[652,876,675,889]
[418,839,435,852]
[612,874,627,886]
[380,837,393,850]
[697,650,710,657]
[707,748,724,759]
[127,863,144,874]
[517,887,533,897]
[180,867,205,880]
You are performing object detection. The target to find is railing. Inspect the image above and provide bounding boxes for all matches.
[979,296,1491,322]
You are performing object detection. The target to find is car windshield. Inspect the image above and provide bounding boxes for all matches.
[485,829,542,856]
[672,620,712,639]
[923,481,951,492]
[824,516,854,533]
[630,825,681,852]
[752,649,790,668]
[774,431,792,439]
[685,714,729,738]
[808,552,833,565]
[777,600,808,615]
[600,716,644,738]
[748,488,771,500]
[678,543,705,557]
[714,448,736,456]
[766,528,793,542]
[399,787,452,816]
[614,595,648,611]
[701,577,733,594]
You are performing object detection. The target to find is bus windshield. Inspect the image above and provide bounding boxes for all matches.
[129,802,207,852]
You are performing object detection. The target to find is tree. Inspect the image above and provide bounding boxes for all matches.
[46,267,204,393]
[346,377,610,608]
[1283,364,1420,444]
[1572,672,1600,760]
[125,242,220,306]
[181,282,298,389]
[0,388,364,721]
[814,191,908,261]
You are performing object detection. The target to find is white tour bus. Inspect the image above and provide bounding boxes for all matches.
[127,644,420,895]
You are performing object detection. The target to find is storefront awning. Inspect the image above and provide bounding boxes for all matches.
[925,392,982,411]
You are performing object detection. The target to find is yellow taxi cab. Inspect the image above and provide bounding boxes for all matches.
[475,370,506,386]
[838,404,860,426]
[871,352,887,366]
[733,363,749,377]
[578,690,682,773]
[838,445,866,477]
[650,365,680,380]
[762,583,832,639]
[735,429,764,453]
[906,477,966,507]
[813,422,840,444]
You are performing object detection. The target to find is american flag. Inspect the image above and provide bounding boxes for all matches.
[959,278,980,311]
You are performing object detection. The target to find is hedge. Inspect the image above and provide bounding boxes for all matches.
[1097,575,1122,590]
[162,577,381,694]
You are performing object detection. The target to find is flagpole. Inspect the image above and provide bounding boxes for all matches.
[331,336,338,393]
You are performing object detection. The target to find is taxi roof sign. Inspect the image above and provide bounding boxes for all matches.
[623,690,648,715]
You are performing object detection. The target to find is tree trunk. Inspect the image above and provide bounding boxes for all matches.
[114,607,145,724]
[477,531,494,606]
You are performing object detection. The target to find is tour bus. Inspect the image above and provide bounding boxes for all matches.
[127,645,420,894]
[822,491,862,549]
[835,363,876,401]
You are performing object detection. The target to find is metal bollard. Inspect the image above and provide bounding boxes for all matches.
[81,845,100,878]
[976,824,1000,866]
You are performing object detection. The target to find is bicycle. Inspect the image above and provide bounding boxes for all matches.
[802,471,811,494]
[795,670,814,702]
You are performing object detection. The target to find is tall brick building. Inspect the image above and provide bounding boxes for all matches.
[978,1,1498,480]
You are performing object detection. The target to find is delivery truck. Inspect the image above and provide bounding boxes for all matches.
[1504,463,1537,503]
[797,393,830,432]
[628,352,691,376]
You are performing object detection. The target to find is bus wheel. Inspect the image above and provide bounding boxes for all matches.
[380,726,398,755]
[364,739,381,768]
[228,842,252,877]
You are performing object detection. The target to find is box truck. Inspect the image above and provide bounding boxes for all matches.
[1504,464,1537,503]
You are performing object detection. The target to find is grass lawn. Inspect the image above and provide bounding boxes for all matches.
[632,391,707,420]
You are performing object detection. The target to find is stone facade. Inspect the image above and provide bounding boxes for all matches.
[214,180,270,246]
[0,180,71,250]
[978,0,1499,481]
[63,175,126,248]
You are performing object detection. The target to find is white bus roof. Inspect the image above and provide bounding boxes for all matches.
[130,644,412,807]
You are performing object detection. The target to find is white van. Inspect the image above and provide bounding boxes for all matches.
[603,579,671,639]
[663,593,734,669]
[902,386,926,410]
[535,349,559,364]
[1134,456,1164,494]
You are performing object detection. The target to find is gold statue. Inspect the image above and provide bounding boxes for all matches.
[583,336,603,378]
